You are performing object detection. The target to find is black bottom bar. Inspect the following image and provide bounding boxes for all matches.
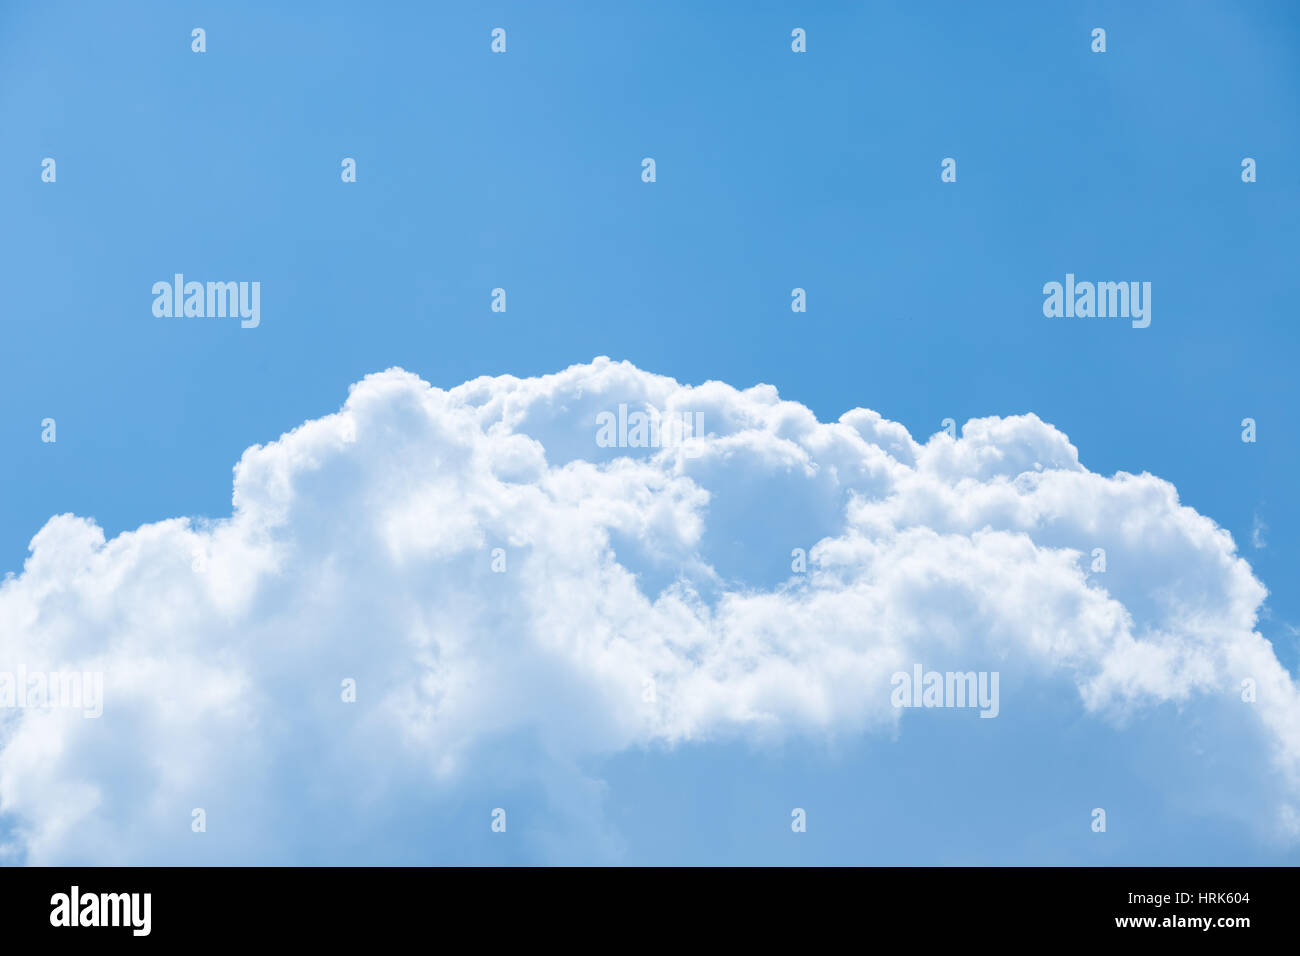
[0,865,1287,943]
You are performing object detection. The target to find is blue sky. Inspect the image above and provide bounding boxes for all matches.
[2,1,1299,864]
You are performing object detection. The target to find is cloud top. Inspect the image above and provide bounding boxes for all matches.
[1,357,1295,863]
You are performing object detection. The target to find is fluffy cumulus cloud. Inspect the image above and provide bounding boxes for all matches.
[1,357,1297,863]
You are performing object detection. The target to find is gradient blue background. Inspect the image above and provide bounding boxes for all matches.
[2,0,1298,863]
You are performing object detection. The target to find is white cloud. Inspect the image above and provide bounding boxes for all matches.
[1,357,1296,863]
